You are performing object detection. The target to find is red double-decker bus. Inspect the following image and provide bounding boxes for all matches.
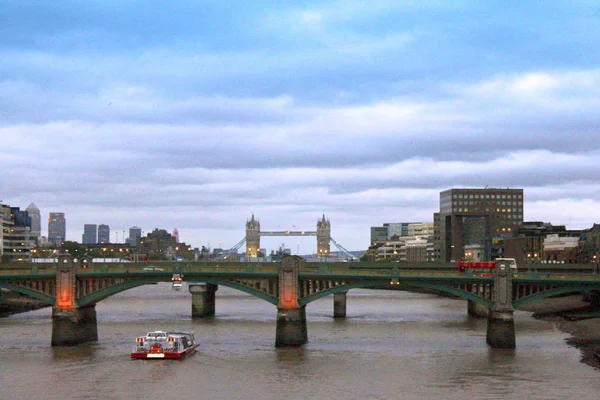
[128,254,150,262]
[457,258,517,273]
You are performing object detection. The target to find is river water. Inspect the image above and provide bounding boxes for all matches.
[1,284,599,400]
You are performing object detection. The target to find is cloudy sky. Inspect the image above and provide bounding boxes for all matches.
[1,1,599,253]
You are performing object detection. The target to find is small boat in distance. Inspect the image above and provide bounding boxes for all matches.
[172,273,183,290]
[131,331,198,359]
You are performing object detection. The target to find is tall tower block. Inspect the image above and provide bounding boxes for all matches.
[246,214,260,258]
[316,214,331,257]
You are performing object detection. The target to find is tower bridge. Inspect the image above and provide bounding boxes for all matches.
[219,214,355,260]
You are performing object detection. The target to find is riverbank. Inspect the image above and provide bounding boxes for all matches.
[0,289,49,318]
[519,296,600,370]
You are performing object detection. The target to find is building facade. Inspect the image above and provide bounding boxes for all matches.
[1,204,35,261]
[82,224,97,244]
[25,203,41,244]
[370,226,388,245]
[98,224,110,244]
[48,212,66,246]
[436,188,524,262]
[127,226,142,247]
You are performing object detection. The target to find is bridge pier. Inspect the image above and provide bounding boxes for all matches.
[486,259,515,349]
[333,291,347,318]
[276,256,307,347]
[486,310,515,348]
[276,306,308,347]
[51,254,99,346]
[52,305,98,346]
[189,283,218,318]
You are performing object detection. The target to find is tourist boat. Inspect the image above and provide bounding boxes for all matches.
[172,273,183,290]
[131,331,198,359]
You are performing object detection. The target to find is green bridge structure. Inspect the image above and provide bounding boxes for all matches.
[1,255,600,349]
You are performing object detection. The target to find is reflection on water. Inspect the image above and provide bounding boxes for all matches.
[275,347,306,363]
[1,286,600,400]
[51,344,98,362]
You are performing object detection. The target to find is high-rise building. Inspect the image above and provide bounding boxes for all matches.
[48,212,66,246]
[127,226,142,246]
[98,224,110,244]
[25,203,41,244]
[435,188,524,262]
[1,204,35,261]
[82,224,97,244]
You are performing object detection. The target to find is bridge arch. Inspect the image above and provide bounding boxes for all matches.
[76,278,280,307]
[0,284,55,306]
[299,280,493,309]
[201,279,278,306]
[513,286,591,308]
[77,278,168,306]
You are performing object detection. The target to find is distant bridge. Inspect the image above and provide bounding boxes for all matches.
[2,257,600,348]
[229,213,357,260]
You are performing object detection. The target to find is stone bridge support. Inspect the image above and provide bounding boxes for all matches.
[276,256,307,347]
[486,259,515,349]
[52,305,98,346]
[189,283,218,318]
[333,291,347,318]
[51,255,98,346]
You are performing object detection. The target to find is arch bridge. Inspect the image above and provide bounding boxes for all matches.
[1,256,600,348]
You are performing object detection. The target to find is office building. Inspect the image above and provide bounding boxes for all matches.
[98,224,110,244]
[25,203,41,244]
[385,222,415,239]
[127,226,142,246]
[372,222,433,245]
[436,188,524,262]
[48,212,66,246]
[1,204,35,261]
[370,226,388,244]
[82,224,97,244]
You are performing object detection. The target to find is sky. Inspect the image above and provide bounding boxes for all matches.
[1,1,600,253]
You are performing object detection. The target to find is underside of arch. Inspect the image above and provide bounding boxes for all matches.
[205,279,278,305]
[77,278,279,307]
[299,280,493,309]
[0,284,56,306]
[513,286,588,308]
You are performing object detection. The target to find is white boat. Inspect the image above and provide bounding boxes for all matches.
[131,331,198,359]
[172,273,183,290]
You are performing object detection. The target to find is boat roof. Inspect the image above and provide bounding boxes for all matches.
[167,331,195,337]
[143,330,194,337]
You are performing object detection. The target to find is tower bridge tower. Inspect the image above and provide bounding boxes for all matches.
[246,214,260,258]
[317,214,331,258]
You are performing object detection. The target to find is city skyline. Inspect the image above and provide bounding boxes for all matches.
[1,2,599,251]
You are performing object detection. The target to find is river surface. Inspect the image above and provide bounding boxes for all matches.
[1,284,599,400]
